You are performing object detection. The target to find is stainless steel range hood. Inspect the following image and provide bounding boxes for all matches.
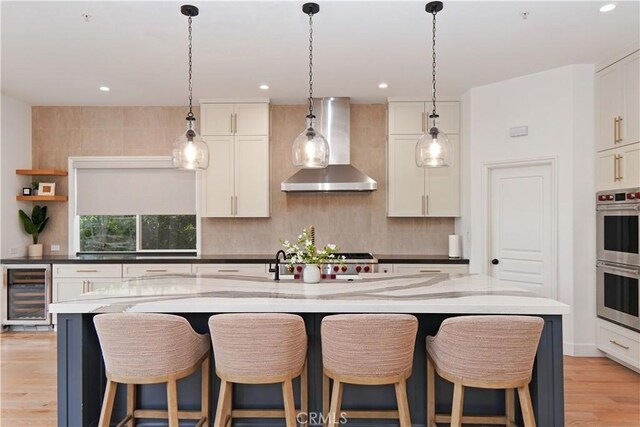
[281,97,377,192]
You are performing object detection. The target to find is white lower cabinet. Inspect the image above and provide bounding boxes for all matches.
[392,264,468,275]
[596,318,640,373]
[122,264,192,278]
[191,264,268,275]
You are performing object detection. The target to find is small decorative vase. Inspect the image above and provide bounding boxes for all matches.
[303,264,321,283]
[27,244,43,257]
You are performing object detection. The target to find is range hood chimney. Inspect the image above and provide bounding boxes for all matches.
[281,97,377,192]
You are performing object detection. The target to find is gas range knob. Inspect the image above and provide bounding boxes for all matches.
[355,266,362,273]
[607,195,614,201]
[628,193,637,200]
[364,266,370,272]
[636,192,640,199]
[296,266,303,272]
[333,266,340,272]
[598,195,607,201]
[341,266,347,272]
[288,266,294,273]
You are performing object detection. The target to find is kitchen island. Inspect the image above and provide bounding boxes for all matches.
[50,272,569,427]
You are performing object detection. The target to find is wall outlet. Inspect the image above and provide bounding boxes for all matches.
[509,125,528,137]
[51,244,60,252]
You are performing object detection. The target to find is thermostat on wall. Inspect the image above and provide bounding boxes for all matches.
[510,126,528,137]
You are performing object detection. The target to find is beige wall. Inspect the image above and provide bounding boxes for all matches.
[32,104,453,255]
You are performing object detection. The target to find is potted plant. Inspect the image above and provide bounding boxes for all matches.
[281,226,343,283]
[19,205,49,257]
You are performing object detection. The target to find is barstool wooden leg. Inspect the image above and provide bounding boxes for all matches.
[451,381,464,427]
[518,385,536,427]
[394,379,412,427]
[201,356,210,424]
[283,379,297,427]
[506,388,516,427]
[214,380,231,427]
[126,383,136,427]
[98,379,117,427]
[301,360,308,427]
[328,380,343,427]
[167,379,179,427]
[426,356,436,427]
[322,373,330,427]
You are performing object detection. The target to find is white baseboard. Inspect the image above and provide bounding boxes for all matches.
[563,341,604,357]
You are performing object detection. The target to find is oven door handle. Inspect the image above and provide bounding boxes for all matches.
[597,261,640,275]
[596,205,640,212]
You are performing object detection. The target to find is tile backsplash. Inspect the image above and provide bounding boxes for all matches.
[31,104,453,255]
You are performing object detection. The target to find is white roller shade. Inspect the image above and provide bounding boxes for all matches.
[76,168,196,215]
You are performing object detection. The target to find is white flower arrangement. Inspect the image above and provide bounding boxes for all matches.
[281,226,345,266]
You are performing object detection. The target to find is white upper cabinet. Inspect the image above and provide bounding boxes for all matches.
[387,99,460,217]
[596,142,640,191]
[388,101,460,135]
[201,100,270,218]
[596,50,639,152]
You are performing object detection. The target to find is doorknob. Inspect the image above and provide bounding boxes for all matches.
[491,259,499,265]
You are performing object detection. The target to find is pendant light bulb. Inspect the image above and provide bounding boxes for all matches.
[416,1,451,168]
[172,5,209,170]
[292,3,329,169]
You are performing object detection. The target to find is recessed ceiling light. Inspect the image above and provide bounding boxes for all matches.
[600,3,616,12]
[99,86,110,92]
[259,84,269,90]
[378,82,388,89]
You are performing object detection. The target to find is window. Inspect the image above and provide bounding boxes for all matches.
[79,215,196,252]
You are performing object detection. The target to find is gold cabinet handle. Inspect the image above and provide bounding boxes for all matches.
[617,154,623,181]
[614,155,618,181]
[145,269,167,273]
[617,116,623,143]
[614,117,619,143]
[425,195,429,215]
[609,339,630,350]
[230,114,234,134]
[230,196,234,215]
[234,196,238,215]
[218,269,239,273]
[420,270,441,273]
[76,269,98,273]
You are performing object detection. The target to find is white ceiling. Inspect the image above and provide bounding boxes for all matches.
[2,1,639,106]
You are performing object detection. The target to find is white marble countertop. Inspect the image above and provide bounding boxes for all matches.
[49,272,570,315]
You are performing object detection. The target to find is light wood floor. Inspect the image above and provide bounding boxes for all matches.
[1,332,639,426]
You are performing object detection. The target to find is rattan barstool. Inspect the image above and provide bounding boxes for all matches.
[426,315,544,427]
[94,313,211,427]
[208,313,308,427]
[321,314,418,427]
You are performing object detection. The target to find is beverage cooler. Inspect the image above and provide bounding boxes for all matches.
[2,265,51,326]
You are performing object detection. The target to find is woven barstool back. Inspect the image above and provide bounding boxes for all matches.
[209,313,307,380]
[94,313,210,380]
[321,314,418,378]
[426,315,544,383]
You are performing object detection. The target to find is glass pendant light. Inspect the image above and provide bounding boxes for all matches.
[172,5,209,170]
[416,1,451,168]
[292,3,329,169]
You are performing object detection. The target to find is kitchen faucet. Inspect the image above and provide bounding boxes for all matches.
[271,250,287,281]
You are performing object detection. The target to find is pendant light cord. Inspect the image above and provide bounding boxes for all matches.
[307,11,314,119]
[430,9,437,117]
[187,14,195,122]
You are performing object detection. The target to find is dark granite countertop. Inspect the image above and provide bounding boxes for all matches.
[1,254,468,265]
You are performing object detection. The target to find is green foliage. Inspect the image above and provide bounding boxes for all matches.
[18,205,50,244]
[281,226,343,265]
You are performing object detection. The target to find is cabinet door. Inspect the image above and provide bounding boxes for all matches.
[203,136,235,217]
[432,102,460,135]
[388,135,425,217]
[87,278,120,292]
[201,103,234,136]
[234,136,269,217]
[388,102,425,134]
[393,264,469,274]
[425,134,460,216]
[622,52,640,145]
[596,65,624,151]
[619,143,640,189]
[235,103,269,136]
[122,264,192,278]
[53,279,85,303]
[596,148,619,191]
[192,264,267,275]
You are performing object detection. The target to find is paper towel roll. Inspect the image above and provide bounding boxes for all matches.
[448,235,462,258]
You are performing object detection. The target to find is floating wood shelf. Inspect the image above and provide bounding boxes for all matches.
[16,169,68,176]
[16,195,68,202]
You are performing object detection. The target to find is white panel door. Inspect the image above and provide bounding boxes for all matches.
[235,104,269,136]
[489,164,553,297]
[596,148,619,191]
[388,135,425,216]
[388,102,425,134]
[622,52,640,145]
[425,134,460,216]
[596,65,623,152]
[201,103,234,136]
[234,136,269,217]
[203,136,235,217]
